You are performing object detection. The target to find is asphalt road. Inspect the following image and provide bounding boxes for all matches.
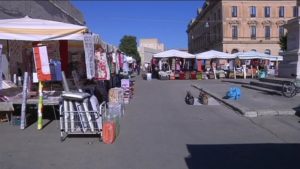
[1,78,300,169]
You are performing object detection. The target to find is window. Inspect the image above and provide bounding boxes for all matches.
[232,6,237,17]
[293,6,298,17]
[265,6,271,17]
[279,6,284,17]
[265,49,271,55]
[251,49,257,52]
[250,26,256,39]
[279,26,285,37]
[232,25,238,39]
[250,6,256,17]
[265,26,271,40]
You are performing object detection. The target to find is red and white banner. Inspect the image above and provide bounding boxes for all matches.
[33,46,51,81]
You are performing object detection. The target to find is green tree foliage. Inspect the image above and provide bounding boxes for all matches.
[279,34,287,51]
[119,35,141,62]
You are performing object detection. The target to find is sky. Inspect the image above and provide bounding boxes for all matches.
[71,1,205,49]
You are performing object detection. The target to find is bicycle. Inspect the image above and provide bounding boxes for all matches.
[281,74,300,98]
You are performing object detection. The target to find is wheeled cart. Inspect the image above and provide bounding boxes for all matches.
[59,92,106,142]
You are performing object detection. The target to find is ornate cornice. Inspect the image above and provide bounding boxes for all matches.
[229,20,240,25]
[247,20,258,26]
[262,20,273,27]
[276,20,287,26]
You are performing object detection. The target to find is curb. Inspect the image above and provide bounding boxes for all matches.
[192,84,295,117]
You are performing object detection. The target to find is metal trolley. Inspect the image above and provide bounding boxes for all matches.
[59,92,106,142]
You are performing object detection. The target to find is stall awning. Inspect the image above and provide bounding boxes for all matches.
[153,49,195,59]
[0,16,88,41]
[195,50,235,59]
[234,51,270,60]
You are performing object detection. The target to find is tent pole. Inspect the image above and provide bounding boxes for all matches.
[251,65,254,79]
[234,67,236,79]
[37,81,44,130]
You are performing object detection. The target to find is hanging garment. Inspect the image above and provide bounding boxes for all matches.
[95,51,110,80]
[33,46,51,81]
[118,53,124,69]
[49,59,62,81]
[197,59,202,72]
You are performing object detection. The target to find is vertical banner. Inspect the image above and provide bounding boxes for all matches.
[0,44,3,89]
[33,46,51,81]
[83,34,95,79]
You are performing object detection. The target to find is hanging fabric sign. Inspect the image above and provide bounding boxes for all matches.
[33,46,52,81]
[83,34,95,79]
[0,44,3,89]
[95,51,110,80]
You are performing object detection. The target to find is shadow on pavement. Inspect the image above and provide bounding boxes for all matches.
[185,144,300,169]
[221,80,249,85]
[294,105,300,117]
[258,91,282,96]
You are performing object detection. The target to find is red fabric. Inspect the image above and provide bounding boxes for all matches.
[179,72,185,80]
[191,71,197,79]
[197,59,202,72]
[59,40,68,75]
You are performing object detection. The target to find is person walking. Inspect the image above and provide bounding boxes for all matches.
[137,63,141,75]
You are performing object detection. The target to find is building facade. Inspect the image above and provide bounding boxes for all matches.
[0,0,85,25]
[138,38,165,66]
[187,0,297,55]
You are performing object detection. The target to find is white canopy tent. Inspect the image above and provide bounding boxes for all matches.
[0,16,88,41]
[234,51,283,61]
[195,50,235,59]
[234,51,271,60]
[153,49,195,59]
[265,55,283,61]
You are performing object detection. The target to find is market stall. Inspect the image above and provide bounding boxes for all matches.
[152,49,195,80]
[0,16,88,129]
[234,51,282,78]
[195,50,235,79]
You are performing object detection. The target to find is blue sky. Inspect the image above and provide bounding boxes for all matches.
[71,1,205,49]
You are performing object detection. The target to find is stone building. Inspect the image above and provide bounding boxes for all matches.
[0,0,85,25]
[187,0,297,55]
[138,38,165,66]
[0,0,85,79]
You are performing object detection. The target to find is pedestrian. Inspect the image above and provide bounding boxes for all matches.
[137,63,141,75]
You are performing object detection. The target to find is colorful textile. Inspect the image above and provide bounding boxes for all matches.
[95,51,110,80]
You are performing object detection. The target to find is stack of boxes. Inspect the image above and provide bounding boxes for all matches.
[121,79,132,104]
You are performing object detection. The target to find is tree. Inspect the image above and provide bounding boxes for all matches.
[279,34,287,51]
[119,35,141,62]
